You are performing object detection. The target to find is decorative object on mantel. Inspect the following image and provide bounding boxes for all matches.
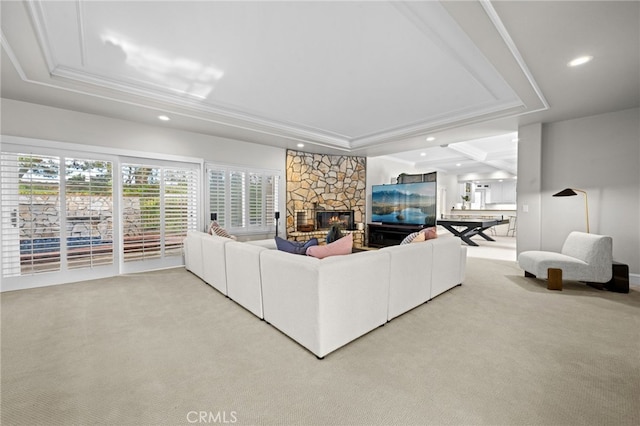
[552,188,590,233]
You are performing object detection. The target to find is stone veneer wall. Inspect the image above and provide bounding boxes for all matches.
[17,195,150,240]
[286,150,366,237]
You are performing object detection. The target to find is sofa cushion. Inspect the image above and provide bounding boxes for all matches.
[275,236,318,255]
[306,233,353,259]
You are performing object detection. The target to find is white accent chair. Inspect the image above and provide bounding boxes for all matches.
[518,231,613,290]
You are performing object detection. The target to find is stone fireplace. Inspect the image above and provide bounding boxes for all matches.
[286,150,366,247]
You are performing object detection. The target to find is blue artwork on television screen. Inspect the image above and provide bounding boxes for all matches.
[371,182,437,226]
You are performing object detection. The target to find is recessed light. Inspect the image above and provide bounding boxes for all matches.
[158,115,170,121]
[426,136,436,142]
[297,143,304,148]
[456,163,461,167]
[568,55,593,67]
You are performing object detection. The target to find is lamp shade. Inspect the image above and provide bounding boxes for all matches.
[553,188,578,197]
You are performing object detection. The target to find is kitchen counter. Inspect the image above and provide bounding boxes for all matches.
[449,208,516,218]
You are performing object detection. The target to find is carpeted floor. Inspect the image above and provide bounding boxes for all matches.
[1,257,639,425]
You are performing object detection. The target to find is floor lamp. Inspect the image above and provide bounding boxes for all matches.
[552,188,589,233]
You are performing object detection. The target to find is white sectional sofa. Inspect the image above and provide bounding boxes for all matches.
[260,248,391,358]
[381,235,467,320]
[225,239,276,318]
[184,230,233,295]
[183,231,466,358]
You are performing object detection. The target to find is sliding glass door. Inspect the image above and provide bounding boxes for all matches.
[121,160,198,273]
[1,151,117,290]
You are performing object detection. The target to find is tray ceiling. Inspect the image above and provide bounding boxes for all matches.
[2,0,638,177]
[1,0,546,155]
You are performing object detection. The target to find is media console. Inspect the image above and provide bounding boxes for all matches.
[367,223,424,248]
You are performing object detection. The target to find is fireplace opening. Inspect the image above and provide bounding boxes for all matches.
[316,210,354,231]
[295,210,315,232]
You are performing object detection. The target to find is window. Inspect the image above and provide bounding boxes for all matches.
[206,164,280,233]
[1,139,201,290]
[121,163,198,263]
[1,152,114,278]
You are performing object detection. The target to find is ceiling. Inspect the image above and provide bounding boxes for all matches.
[1,1,638,178]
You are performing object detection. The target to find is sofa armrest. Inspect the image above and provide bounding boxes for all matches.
[430,235,466,299]
[201,235,233,295]
[184,231,206,279]
[225,241,269,318]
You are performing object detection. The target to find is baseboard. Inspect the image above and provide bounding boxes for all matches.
[630,273,640,286]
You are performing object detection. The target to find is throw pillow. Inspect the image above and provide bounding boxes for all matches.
[275,236,318,255]
[400,231,420,245]
[208,221,234,239]
[306,233,353,259]
[411,231,427,243]
[401,227,439,244]
[423,226,438,240]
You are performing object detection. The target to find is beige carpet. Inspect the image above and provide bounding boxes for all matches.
[2,258,639,426]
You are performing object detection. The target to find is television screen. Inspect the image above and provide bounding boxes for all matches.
[371,182,437,226]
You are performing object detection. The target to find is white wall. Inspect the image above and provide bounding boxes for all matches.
[1,99,287,216]
[518,108,639,275]
[516,123,542,254]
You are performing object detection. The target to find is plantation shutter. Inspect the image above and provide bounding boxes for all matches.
[266,175,278,225]
[121,162,198,263]
[65,158,114,270]
[208,167,226,227]
[122,164,162,262]
[248,172,263,226]
[163,168,198,257]
[229,170,245,228]
[1,153,61,276]
[205,163,280,234]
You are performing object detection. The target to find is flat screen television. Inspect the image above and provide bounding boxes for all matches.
[371,181,437,227]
